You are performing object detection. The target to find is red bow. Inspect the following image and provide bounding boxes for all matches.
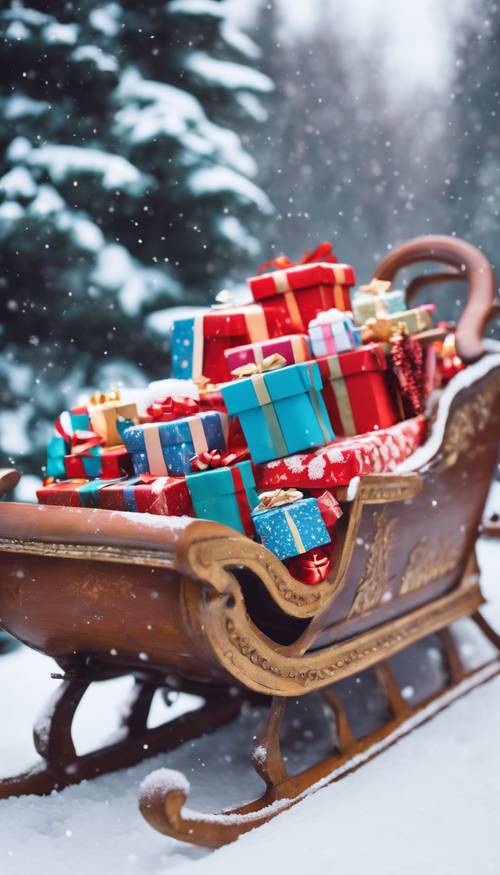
[191,447,250,472]
[287,546,333,586]
[70,429,103,456]
[259,241,336,274]
[146,396,199,422]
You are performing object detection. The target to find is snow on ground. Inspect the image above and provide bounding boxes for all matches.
[0,484,499,875]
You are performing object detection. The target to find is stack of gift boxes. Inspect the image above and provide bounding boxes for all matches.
[38,244,439,585]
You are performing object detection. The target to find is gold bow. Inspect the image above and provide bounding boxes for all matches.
[361,317,408,344]
[255,488,304,511]
[359,278,392,297]
[194,375,218,395]
[231,353,287,379]
[89,388,121,405]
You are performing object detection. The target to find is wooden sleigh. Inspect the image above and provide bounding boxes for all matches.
[0,235,499,848]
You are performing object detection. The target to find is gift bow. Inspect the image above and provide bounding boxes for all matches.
[358,278,392,297]
[89,389,121,405]
[231,352,287,379]
[191,447,250,472]
[255,488,304,511]
[361,317,408,344]
[259,241,336,274]
[70,429,104,456]
[146,395,199,422]
[194,375,218,395]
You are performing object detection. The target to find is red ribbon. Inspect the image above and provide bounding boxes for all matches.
[191,447,250,472]
[287,545,332,585]
[231,465,254,536]
[146,396,199,422]
[259,241,336,274]
[70,429,104,456]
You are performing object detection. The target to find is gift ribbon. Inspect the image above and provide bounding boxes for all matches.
[251,374,289,458]
[88,389,122,405]
[255,488,304,511]
[258,241,336,273]
[358,278,392,297]
[146,396,199,422]
[231,352,287,379]
[325,357,357,436]
[70,429,104,456]
[284,508,306,554]
[143,425,169,476]
[191,447,249,472]
[231,466,254,536]
[288,547,332,585]
[78,477,125,508]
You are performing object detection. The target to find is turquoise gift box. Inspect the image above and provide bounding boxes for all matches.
[220,361,334,464]
[252,496,331,560]
[186,460,258,535]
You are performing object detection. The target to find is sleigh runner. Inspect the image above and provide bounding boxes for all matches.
[0,235,499,847]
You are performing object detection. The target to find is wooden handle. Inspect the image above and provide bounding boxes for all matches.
[0,469,20,498]
[374,235,496,363]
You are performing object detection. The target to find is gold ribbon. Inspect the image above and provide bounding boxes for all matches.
[255,488,304,511]
[327,356,356,436]
[359,278,392,297]
[89,388,121,405]
[361,316,409,344]
[284,509,306,554]
[143,425,169,475]
[231,353,287,379]
[194,375,218,395]
[252,374,288,458]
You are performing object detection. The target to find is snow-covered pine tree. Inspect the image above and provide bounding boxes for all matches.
[0,0,273,479]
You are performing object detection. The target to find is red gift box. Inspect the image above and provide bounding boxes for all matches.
[63,445,133,479]
[98,475,193,516]
[37,480,88,507]
[255,417,427,491]
[247,262,356,332]
[316,343,400,437]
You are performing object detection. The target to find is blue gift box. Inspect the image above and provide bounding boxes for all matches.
[220,361,334,464]
[186,461,258,535]
[171,317,197,379]
[122,411,228,477]
[252,497,331,560]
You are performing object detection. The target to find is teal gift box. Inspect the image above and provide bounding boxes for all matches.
[186,460,258,535]
[252,496,331,560]
[221,361,334,464]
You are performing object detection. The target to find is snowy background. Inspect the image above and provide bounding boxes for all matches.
[0,482,499,874]
[0,0,499,480]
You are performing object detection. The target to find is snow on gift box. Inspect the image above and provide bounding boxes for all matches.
[186,460,259,536]
[247,252,355,332]
[170,300,295,384]
[308,308,361,358]
[315,342,400,437]
[221,359,334,464]
[251,488,341,561]
[122,411,229,477]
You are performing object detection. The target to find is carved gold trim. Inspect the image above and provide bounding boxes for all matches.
[399,537,459,595]
[347,508,397,617]
[0,537,176,569]
[441,373,500,468]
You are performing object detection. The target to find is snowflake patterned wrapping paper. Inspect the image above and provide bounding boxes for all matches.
[308,309,361,358]
[221,361,334,464]
[170,304,296,384]
[122,411,229,477]
[247,262,355,332]
[352,287,406,324]
[37,475,193,516]
[316,343,400,437]
[186,460,258,535]
[252,496,332,560]
[255,416,427,491]
[224,334,311,374]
